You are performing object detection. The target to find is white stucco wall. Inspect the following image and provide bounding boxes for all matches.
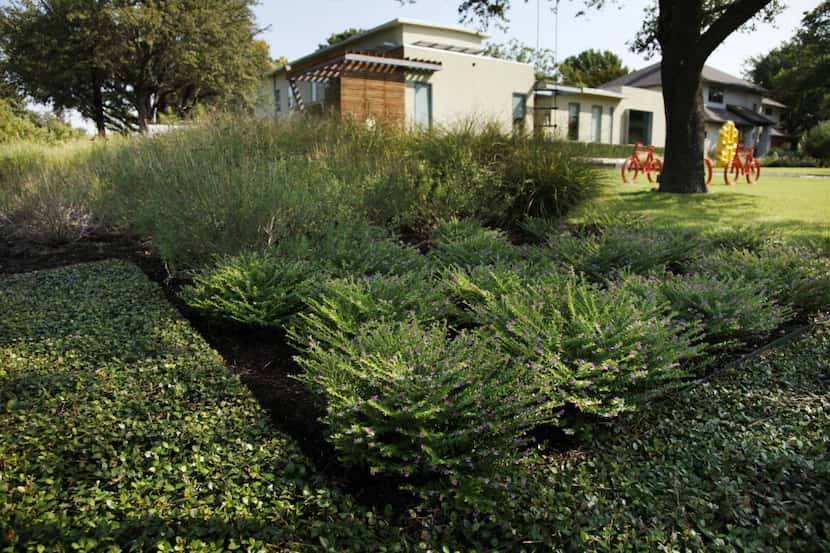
[534,94,619,143]
[402,45,536,133]
[608,86,666,147]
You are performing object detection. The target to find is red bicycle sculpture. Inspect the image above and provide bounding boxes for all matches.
[704,157,713,186]
[621,142,663,184]
[723,144,761,185]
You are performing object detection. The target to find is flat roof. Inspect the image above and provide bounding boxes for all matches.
[266,18,488,77]
[535,82,626,100]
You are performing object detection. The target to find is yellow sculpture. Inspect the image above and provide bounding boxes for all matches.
[715,121,739,167]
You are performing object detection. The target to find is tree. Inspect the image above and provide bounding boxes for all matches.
[0,0,271,135]
[449,0,784,193]
[558,49,628,87]
[318,28,365,50]
[746,1,829,134]
[484,39,557,80]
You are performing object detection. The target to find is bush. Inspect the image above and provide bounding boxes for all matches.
[574,226,704,278]
[427,219,523,267]
[691,246,830,314]
[647,273,792,351]
[293,318,550,511]
[760,147,820,168]
[289,268,452,342]
[181,252,318,327]
[801,121,830,163]
[475,272,701,418]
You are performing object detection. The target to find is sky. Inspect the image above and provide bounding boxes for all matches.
[254,0,821,77]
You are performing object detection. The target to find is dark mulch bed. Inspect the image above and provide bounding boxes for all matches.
[0,233,409,507]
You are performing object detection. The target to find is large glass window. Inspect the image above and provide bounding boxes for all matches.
[591,105,602,143]
[609,106,615,143]
[568,103,580,141]
[707,87,724,104]
[627,109,652,144]
[311,82,318,103]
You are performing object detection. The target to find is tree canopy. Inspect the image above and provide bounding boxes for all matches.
[483,39,557,79]
[318,28,366,50]
[0,0,271,135]
[558,49,628,87]
[746,1,829,134]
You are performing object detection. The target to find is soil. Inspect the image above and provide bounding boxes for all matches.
[0,233,409,508]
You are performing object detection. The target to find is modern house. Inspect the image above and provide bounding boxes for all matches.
[256,18,789,155]
[256,19,537,133]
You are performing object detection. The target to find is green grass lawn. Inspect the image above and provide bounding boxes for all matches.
[579,168,830,245]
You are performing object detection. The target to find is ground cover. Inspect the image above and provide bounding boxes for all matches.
[0,261,392,552]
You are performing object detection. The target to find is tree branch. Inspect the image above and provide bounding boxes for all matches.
[697,0,775,61]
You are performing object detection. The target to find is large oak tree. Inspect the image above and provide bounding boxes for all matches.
[451,0,784,193]
[0,0,271,135]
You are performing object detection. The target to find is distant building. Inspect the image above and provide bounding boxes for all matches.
[255,19,788,156]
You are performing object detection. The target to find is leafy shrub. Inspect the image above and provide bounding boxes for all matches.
[801,121,830,163]
[573,226,705,278]
[181,251,318,327]
[289,268,453,343]
[649,273,792,351]
[427,219,522,267]
[476,272,700,418]
[293,319,549,511]
[700,224,782,253]
[691,246,830,313]
[760,147,820,167]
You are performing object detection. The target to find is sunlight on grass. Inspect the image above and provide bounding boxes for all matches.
[575,168,830,245]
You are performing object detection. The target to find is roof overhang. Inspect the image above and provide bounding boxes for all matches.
[534,83,625,100]
[762,97,787,109]
[283,52,442,83]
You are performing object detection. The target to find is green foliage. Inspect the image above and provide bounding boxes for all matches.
[0,99,84,144]
[0,261,385,551]
[289,268,451,343]
[801,121,830,163]
[691,246,830,314]
[293,318,550,511]
[182,252,318,327]
[0,0,271,133]
[760,147,820,168]
[483,38,557,79]
[428,219,521,267]
[557,49,629,87]
[318,27,365,50]
[746,2,829,134]
[475,271,701,418]
[644,273,792,352]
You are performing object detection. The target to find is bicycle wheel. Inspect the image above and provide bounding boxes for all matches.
[646,159,663,184]
[724,161,740,185]
[704,158,713,186]
[747,159,761,183]
[621,158,640,184]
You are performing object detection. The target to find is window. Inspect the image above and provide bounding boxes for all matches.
[568,103,580,141]
[764,106,774,116]
[627,110,652,144]
[708,87,724,104]
[311,82,318,103]
[609,106,615,143]
[411,82,432,128]
[591,105,602,143]
[512,94,527,121]
[273,77,281,113]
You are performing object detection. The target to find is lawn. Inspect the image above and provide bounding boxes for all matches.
[579,168,830,245]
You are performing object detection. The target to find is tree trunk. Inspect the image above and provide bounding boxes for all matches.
[91,68,106,138]
[658,57,707,193]
[136,92,150,133]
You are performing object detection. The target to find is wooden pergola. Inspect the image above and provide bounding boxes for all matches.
[284,52,442,111]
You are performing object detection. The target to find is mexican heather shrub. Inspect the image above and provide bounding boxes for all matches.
[181,252,318,327]
[576,226,704,278]
[428,219,523,268]
[691,247,830,314]
[289,268,453,343]
[293,319,550,509]
[476,272,700,418]
[652,273,792,351]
